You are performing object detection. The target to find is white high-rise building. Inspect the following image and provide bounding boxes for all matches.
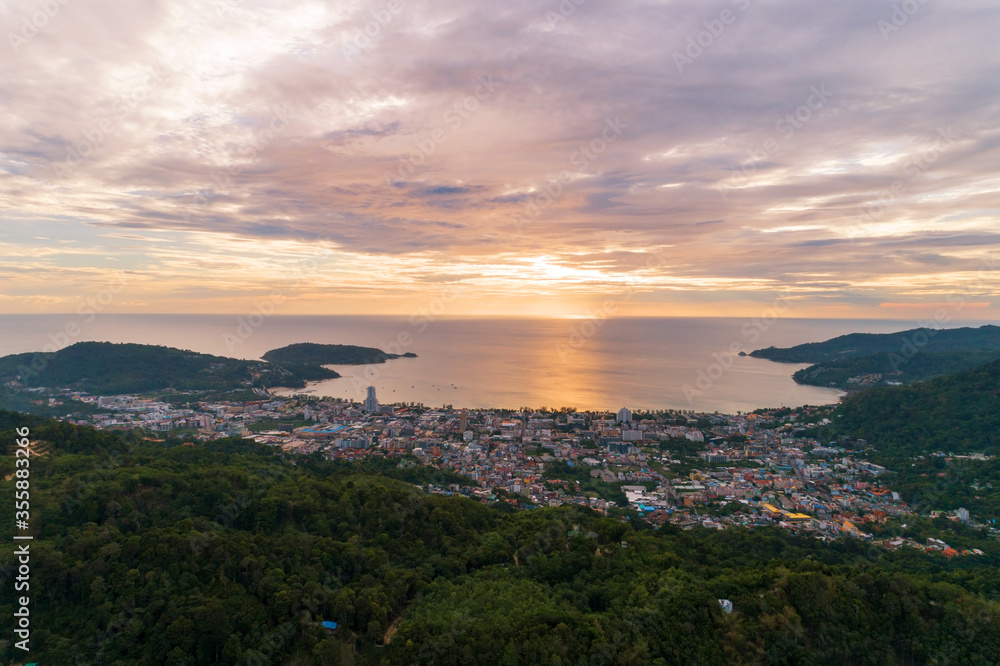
[364,386,378,413]
[616,407,632,424]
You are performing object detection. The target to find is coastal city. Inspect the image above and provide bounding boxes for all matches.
[8,0,1000,658]
[24,383,985,557]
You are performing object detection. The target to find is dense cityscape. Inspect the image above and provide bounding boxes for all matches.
[30,383,987,558]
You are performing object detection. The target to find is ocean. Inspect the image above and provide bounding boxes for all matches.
[0,314,985,413]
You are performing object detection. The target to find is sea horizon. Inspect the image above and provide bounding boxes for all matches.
[2,314,993,413]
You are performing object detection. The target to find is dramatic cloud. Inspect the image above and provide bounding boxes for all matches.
[1,0,999,317]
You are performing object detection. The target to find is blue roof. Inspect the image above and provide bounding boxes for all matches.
[302,425,349,434]
[322,621,338,630]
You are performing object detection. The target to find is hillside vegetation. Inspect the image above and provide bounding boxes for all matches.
[791,348,1000,389]
[835,358,1000,457]
[751,325,1000,390]
[3,413,1000,664]
[0,342,339,394]
[752,325,1000,364]
[829,358,1000,519]
[262,343,417,366]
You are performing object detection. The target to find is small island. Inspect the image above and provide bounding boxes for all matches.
[262,342,418,366]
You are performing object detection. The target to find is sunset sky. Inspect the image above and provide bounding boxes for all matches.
[2,0,999,318]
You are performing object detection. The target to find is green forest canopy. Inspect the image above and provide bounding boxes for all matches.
[751,325,1000,391]
[823,357,1000,519]
[750,325,1000,364]
[3,411,1000,665]
[834,358,1000,458]
[0,342,339,394]
[262,343,417,366]
[791,348,1000,390]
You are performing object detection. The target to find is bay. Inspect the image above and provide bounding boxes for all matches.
[0,314,984,413]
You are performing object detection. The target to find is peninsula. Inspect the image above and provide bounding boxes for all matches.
[0,341,340,395]
[750,324,1000,390]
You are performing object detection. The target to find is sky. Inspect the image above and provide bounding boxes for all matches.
[1,0,999,319]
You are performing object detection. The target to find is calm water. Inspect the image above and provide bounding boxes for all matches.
[0,315,987,413]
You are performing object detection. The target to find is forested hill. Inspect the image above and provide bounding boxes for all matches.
[4,412,1000,664]
[262,342,417,365]
[750,325,1000,390]
[751,325,1000,364]
[0,342,338,394]
[835,358,1000,457]
[790,348,1000,390]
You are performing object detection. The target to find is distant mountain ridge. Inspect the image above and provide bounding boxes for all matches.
[750,325,1000,390]
[751,325,1000,363]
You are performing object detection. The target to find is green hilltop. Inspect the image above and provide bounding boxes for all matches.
[828,356,1000,521]
[751,325,1000,390]
[262,342,417,366]
[835,357,1000,457]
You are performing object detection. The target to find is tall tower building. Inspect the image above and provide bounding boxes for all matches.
[364,386,378,413]
[460,408,468,431]
[616,407,632,425]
